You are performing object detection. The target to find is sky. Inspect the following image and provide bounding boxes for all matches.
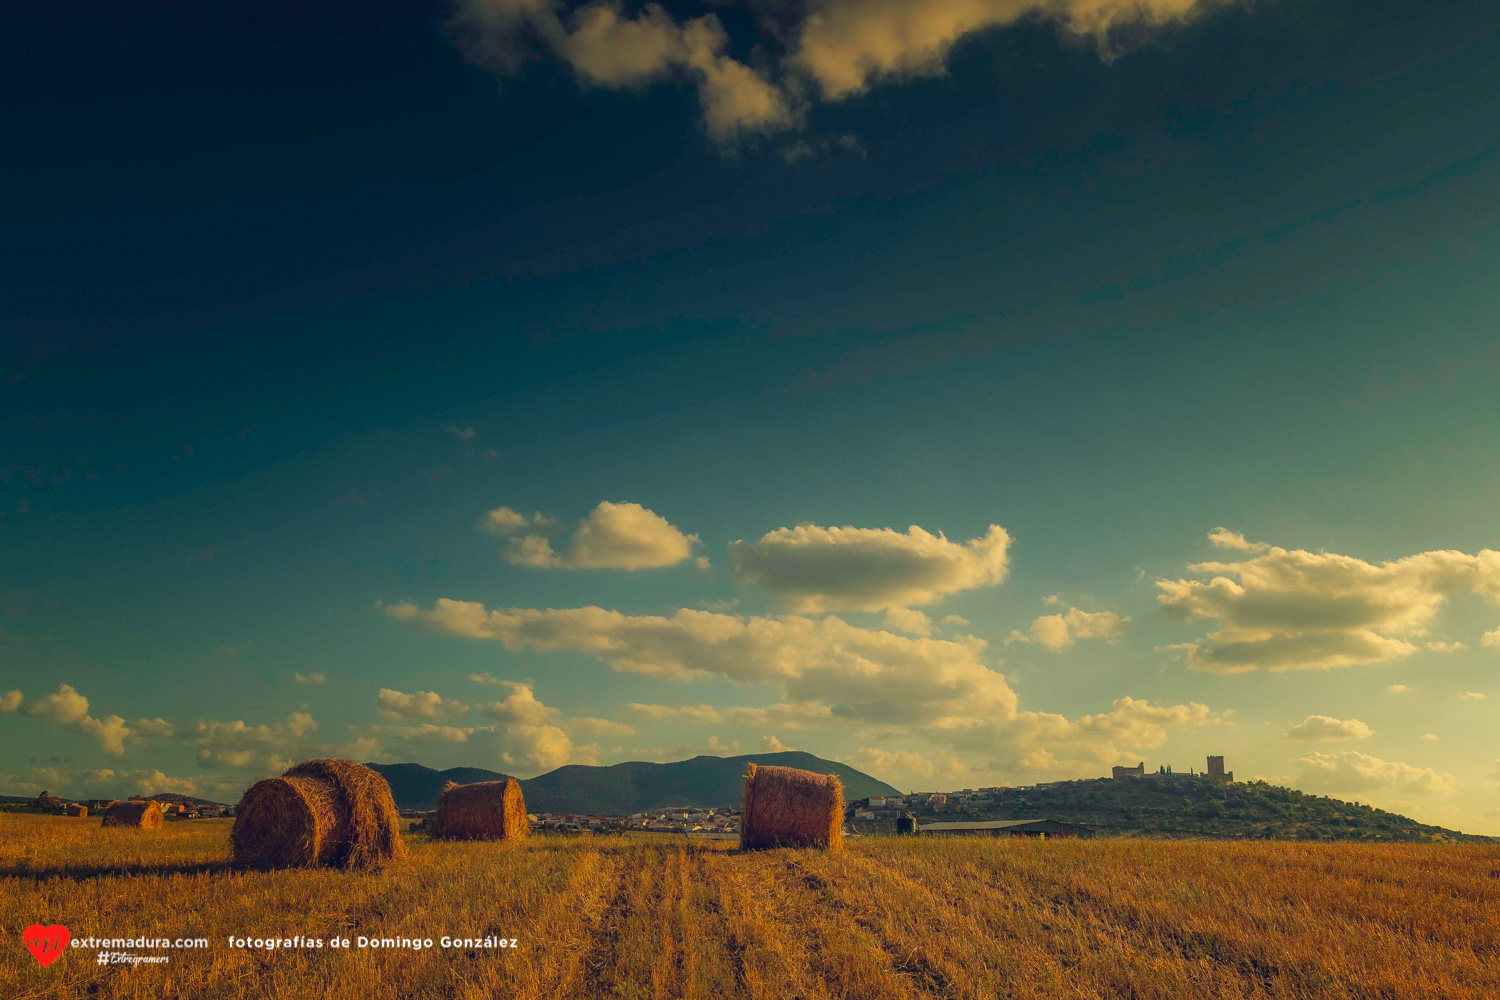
[3,0,1499,832]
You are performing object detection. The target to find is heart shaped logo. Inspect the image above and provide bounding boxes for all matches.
[24,924,70,967]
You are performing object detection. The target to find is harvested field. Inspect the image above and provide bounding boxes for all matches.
[4,812,1498,999]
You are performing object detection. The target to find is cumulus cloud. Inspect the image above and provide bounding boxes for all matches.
[1157,540,1500,672]
[1421,733,1438,741]
[1293,750,1455,796]
[1008,607,1128,651]
[0,690,21,712]
[974,697,1227,774]
[1458,691,1485,701]
[484,501,699,570]
[623,700,833,730]
[1207,527,1270,552]
[27,683,91,724]
[1426,641,1467,653]
[17,684,137,756]
[377,688,471,721]
[761,734,792,752]
[729,523,1010,612]
[452,0,795,143]
[1484,627,1500,647]
[389,599,1017,727]
[1284,715,1374,741]
[451,0,1227,146]
[130,717,175,739]
[940,614,969,626]
[883,607,932,636]
[1385,684,1412,694]
[444,425,477,441]
[294,672,327,686]
[846,746,963,783]
[191,712,320,771]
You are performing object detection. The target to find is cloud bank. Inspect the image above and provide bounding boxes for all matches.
[1159,534,1500,672]
[451,0,1226,146]
[730,523,1010,612]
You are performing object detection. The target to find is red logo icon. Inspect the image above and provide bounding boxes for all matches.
[24,924,70,967]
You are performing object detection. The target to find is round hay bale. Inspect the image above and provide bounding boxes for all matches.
[431,779,529,841]
[65,804,88,818]
[231,758,406,869]
[101,799,164,829]
[740,763,843,851]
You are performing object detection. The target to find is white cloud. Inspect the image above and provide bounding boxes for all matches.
[729,523,1010,612]
[294,672,327,686]
[1293,750,1455,796]
[1207,527,1270,553]
[377,689,471,721]
[444,425,476,441]
[760,735,792,752]
[27,683,91,724]
[845,747,963,784]
[191,712,320,771]
[940,614,969,626]
[567,501,699,569]
[0,690,20,712]
[17,685,139,756]
[485,501,698,570]
[789,0,1205,101]
[452,0,794,144]
[1157,542,1500,672]
[1458,691,1485,701]
[623,700,833,730]
[390,599,1017,728]
[974,697,1227,773]
[1426,641,1467,653]
[131,717,175,739]
[1007,607,1128,651]
[1483,627,1500,648]
[479,682,557,725]
[1420,733,1438,741]
[884,607,932,636]
[1284,715,1374,741]
[1385,684,1412,694]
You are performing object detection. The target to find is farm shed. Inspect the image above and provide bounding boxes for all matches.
[918,819,1095,839]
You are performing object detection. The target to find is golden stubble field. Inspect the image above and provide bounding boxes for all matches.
[3,812,1498,1000]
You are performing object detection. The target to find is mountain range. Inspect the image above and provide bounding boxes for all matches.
[366,751,902,813]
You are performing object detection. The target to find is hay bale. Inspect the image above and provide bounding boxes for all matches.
[101,799,164,829]
[739,763,843,850]
[230,758,406,869]
[431,779,529,841]
[65,804,88,818]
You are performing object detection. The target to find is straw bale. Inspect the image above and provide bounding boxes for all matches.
[231,758,406,868]
[431,778,529,841]
[65,804,88,818]
[101,799,164,829]
[739,763,843,850]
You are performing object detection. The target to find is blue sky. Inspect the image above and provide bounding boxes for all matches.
[3,0,1498,831]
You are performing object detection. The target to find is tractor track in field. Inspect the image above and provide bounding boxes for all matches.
[779,855,959,1000]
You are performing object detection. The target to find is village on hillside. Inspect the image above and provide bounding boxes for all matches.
[10,755,1240,840]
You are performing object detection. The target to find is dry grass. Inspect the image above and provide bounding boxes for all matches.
[432,779,529,842]
[739,763,843,851]
[3,812,1498,999]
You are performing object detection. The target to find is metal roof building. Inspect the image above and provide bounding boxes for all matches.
[918,819,1095,839]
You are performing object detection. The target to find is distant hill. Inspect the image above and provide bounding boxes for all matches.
[908,774,1494,842]
[367,752,900,813]
[365,763,517,812]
